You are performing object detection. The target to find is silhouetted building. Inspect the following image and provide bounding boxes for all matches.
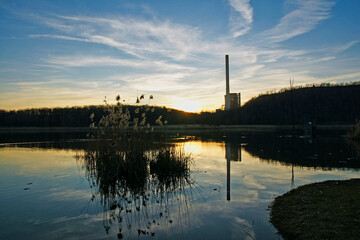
[224,55,241,110]
[225,93,241,109]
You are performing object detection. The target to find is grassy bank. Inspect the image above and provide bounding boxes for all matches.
[269,179,360,240]
[348,120,360,140]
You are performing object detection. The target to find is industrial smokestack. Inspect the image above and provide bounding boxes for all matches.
[225,55,230,110]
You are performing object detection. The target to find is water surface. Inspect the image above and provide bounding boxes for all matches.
[0,128,359,239]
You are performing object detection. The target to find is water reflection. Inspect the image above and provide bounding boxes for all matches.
[1,129,360,239]
[242,133,360,170]
[2,128,359,171]
[76,134,194,239]
[225,142,242,162]
[219,131,360,202]
[225,141,242,201]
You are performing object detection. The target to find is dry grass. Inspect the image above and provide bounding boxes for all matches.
[269,179,360,240]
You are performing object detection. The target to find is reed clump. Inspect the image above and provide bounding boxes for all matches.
[78,141,194,238]
[77,94,193,238]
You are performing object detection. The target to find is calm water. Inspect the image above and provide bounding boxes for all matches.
[0,128,359,240]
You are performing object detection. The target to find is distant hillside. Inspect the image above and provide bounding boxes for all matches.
[0,83,359,127]
[239,83,360,124]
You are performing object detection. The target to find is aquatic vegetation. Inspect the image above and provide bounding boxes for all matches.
[92,94,162,132]
[77,141,194,238]
[77,95,193,238]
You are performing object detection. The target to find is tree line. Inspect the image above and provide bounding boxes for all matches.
[0,83,359,127]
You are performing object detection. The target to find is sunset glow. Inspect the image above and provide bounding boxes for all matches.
[173,101,203,113]
[0,1,359,110]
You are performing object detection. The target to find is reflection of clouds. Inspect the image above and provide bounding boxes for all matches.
[189,141,360,208]
[51,213,102,224]
[47,189,90,201]
[230,189,260,205]
[2,139,360,239]
[181,142,270,207]
[0,148,77,175]
[233,217,256,240]
[168,199,260,239]
[240,146,360,190]
[28,213,105,240]
[234,216,251,227]
[25,213,102,225]
[240,175,266,190]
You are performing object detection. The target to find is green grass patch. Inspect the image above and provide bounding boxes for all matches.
[269,179,360,240]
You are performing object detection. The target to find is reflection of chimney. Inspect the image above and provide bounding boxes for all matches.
[226,142,242,162]
[225,55,230,110]
[239,144,242,162]
[225,142,243,201]
[227,153,230,201]
[226,143,231,201]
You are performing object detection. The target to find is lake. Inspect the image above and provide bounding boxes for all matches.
[0,127,359,240]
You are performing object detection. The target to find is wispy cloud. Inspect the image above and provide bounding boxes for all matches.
[2,1,358,111]
[328,40,359,53]
[229,0,254,37]
[44,55,196,72]
[32,14,209,61]
[30,12,315,69]
[261,0,335,42]
[120,72,192,92]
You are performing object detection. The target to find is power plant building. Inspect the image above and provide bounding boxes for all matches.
[224,55,241,110]
[225,93,241,109]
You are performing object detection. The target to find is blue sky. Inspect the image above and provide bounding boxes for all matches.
[0,0,359,111]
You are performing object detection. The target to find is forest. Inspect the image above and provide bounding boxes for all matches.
[0,83,359,127]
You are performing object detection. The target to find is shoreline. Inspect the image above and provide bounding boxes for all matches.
[0,124,353,133]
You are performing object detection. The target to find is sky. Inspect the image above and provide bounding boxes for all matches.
[0,0,359,112]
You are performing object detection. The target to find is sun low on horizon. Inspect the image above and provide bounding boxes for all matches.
[0,0,359,110]
[172,101,204,113]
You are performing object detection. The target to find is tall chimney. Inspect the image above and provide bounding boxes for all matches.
[225,55,230,110]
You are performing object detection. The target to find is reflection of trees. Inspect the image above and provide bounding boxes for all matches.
[242,133,360,170]
[191,131,360,170]
[349,140,360,158]
[77,133,194,239]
